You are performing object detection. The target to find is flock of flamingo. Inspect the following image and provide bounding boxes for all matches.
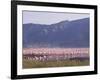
[23,48,89,61]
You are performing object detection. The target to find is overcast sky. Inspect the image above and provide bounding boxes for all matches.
[23,11,89,25]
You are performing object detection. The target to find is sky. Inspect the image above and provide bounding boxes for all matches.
[23,11,89,25]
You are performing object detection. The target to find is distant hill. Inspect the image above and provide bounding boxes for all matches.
[23,18,90,48]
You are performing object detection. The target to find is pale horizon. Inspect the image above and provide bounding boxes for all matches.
[23,11,89,25]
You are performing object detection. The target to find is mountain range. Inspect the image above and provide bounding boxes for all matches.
[23,18,90,48]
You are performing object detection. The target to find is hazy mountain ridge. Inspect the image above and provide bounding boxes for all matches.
[23,18,90,48]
